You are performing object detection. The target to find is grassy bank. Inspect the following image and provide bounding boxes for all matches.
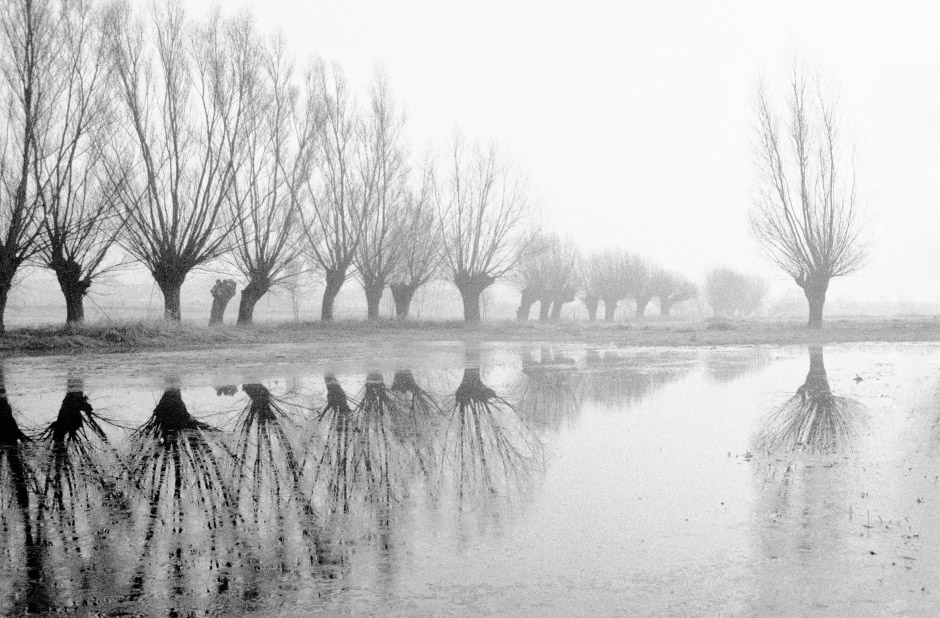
[2,315,940,355]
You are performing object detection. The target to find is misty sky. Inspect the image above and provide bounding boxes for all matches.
[182,0,940,304]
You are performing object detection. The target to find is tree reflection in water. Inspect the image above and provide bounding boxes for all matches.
[37,375,118,512]
[233,383,337,571]
[390,369,442,475]
[582,349,694,410]
[516,348,583,432]
[312,372,421,520]
[442,366,544,502]
[0,362,549,613]
[0,365,46,614]
[755,347,863,455]
[121,384,240,611]
[703,348,770,384]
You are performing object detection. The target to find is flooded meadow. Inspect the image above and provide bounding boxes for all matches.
[2,342,940,616]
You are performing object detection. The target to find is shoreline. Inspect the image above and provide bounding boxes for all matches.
[2,316,940,356]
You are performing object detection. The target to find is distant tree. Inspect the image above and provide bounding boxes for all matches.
[388,159,440,319]
[229,31,320,325]
[749,67,867,329]
[105,3,254,320]
[438,133,534,322]
[632,259,659,318]
[301,63,370,321]
[354,72,407,320]
[652,270,697,316]
[583,250,648,321]
[704,267,768,318]
[281,259,310,322]
[512,233,578,321]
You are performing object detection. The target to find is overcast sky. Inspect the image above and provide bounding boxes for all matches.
[181,0,940,303]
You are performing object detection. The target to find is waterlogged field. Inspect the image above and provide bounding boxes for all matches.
[2,342,940,616]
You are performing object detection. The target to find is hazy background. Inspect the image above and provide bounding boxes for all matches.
[11,0,940,324]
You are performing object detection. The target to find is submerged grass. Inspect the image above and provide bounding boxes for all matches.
[2,315,940,354]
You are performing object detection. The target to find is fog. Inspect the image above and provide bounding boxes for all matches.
[165,0,940,307]
[7,0,939,323]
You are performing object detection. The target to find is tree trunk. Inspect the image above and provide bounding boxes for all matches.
[157,279,184,321]
[363,279,385,320]
[537,297,552,321]
[805,287,827,329]
[516,289,536,320]
[454,272,494,323]
[321,269,346,321]
[583,295,599,322]
[659,298,673,317]
[635,296,651,318]
[602,297,618,322]
[53,260,91,326]
[391,283,417,319]
[806,346,827,390]
[209,279,237,326]
[460,287,483,322]
[550,297,566,320]
[63,287,85,325]
[799,275,829,329]
[236,283,267,326]
[0,282,8,335]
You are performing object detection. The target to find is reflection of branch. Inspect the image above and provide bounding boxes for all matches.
[390,370,441,474]
[583,351,692,409]
[313,374,358,514]
[126,389,235,527]
[313,373,409,517]
[442,369,544,500]
[703,349,770,384]
[0,380,46,614]
[755,347,863,454]
[37,389,121,514]
[233,383,336,571]
[123,389,238,603]
[517,350,583,432]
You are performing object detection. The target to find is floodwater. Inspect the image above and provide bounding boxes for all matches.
[2,341,940,617]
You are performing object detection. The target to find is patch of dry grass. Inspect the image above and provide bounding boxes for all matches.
[2,315,940,355]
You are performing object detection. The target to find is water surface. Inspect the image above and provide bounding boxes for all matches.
[2,342,939,617]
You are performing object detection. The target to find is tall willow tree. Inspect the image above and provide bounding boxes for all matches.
[749,67,867,329]
[229,33,320,325]
[0,0,56,333]
[438,133,534,322]
[302,64,370,321]
[33,0,126,325]
[105,2,254,320]
[354,72,407,320]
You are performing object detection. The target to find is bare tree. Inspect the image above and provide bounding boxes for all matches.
[105,2,254,321]
[651,270,697,316]
[229,32,320,325]
[0,0,58,333]
[388,157,440,319]
[511,235,550,320]
[512,233,578,321]
[704,266,768,318]
[582,249,647,321]
[749,67,867,329]
[438,132,534,322]
[32,0,127,325]
[301,63,369,321]
[354,71,406,320]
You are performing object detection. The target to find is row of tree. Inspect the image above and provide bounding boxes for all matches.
[0,0,867,331]
[511,238,701,321]
[0,0,535,331]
